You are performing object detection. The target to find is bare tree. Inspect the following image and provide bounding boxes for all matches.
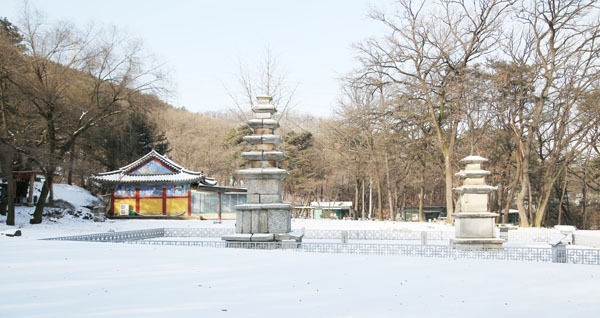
[0,17,27,225]
[223,46,298,122]
[13,6,165,223]
[509,0,600,226]
[357,0,512,223]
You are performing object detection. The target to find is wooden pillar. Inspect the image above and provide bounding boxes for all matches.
[49,182,54,203]
[187,189,191,216]
[110,191,115,216]
[162,187,167,215]
[27,173,34,206]
[135,188,140,214]
[218,191,222,222]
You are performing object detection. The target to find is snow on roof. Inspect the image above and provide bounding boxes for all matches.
[310,202,353,208]
[91,150,217,185]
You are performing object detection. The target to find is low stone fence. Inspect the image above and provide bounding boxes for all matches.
[44,228,600,265]
[302,229,454,241]
[505,228,562,243]
[574,231,600,248]
[163,228,234,238]
[129,239,599,265]
[47,227,600,247]
[45,228,165,242]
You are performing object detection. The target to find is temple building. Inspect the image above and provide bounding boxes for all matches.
[91,150,245,219]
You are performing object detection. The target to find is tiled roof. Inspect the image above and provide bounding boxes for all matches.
[91,150,217,185]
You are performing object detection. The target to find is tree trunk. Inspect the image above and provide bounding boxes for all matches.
[535,177,556,227]
[517,156,530,227]
[503,156,520,225]
[368,177,373,219]
[0,189,5,216]
[582,167,588,229]
[354,178,359,220]
[557,168,568,225]
[400,191,406,222]
[528,176,534,225]
[393,177,399,221]
[361,179,365,220]
[375,170,383,221]
[0,145,15,225]
[443,154,454,223]
[384,153,394,221]
[67,142,75,185]
[419,169,425,222]
[418,184,425,222]
[31,171,53,224]
[496,183,503,224]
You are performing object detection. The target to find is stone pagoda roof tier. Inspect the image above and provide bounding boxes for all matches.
[453,184,497,194]
[91,150,217,186]
[241,151,285,161]
[237,168,289,180]
[455,170,491,178]
[243,135,283,145]
[459,155,489,164]
[247,119,279,129]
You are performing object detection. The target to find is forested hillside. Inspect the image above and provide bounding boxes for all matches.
[2,0,600,229]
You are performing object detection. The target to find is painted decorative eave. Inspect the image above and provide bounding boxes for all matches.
[91,150,217,186]
[119,150,184,174]
[91,171,213,185]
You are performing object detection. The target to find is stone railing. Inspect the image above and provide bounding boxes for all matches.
[130,239,599,265]
[47,227,600,245]
[573,231,600,248]
[44,228,165,242]
[505,228,562,243]
[43,228,600,265]
[302,229,454,241]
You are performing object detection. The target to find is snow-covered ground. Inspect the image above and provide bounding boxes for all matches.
[1,184,600,317]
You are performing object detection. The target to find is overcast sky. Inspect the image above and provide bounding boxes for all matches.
[4,0,394,117]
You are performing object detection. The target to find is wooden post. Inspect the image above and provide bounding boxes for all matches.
[135,188,140,214]
[218,191,222,223]
[110,191,115,216]
[49,181,54,203]
[187,189,191,216]
[162,187,167,215]
[27,173,34,206]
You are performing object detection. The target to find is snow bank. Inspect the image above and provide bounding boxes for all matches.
[1,184,599,317]
[29,182,99,210]
[2,236,599,318]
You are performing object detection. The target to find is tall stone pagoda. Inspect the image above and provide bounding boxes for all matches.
[222,96,301,243]
[451,155,504,248]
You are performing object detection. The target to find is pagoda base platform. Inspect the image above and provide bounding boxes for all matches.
[222,232,303,248]
[450,237,505,249]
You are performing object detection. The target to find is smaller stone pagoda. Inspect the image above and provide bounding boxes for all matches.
[451,156,504,248]
[222,96,301,243]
